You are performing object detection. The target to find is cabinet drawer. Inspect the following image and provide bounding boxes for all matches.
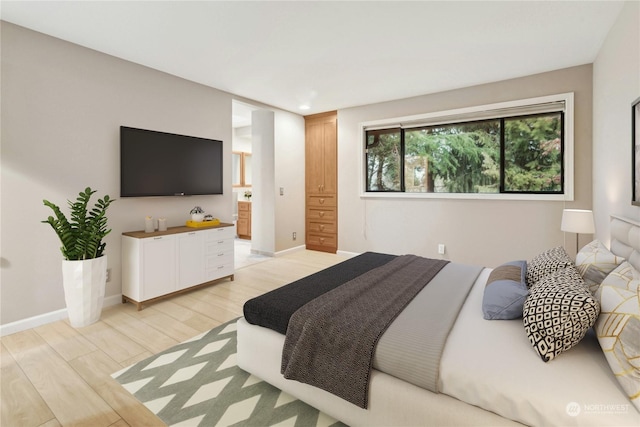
[307,207,336,221]
[307,221,336,234]
[238,211,250,219]
[205,263,234,282]
[307,195,336,207]
[307,233,337,248]
[204,226,234,241]
[237,218,250,235]
[206,251,233,267]
[205,239,233,255]
[205,253,234,282]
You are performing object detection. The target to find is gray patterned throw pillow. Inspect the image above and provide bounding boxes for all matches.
[523,266,600,362]
[526,246,573,288]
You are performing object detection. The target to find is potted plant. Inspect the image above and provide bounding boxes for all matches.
[42,187,114,327]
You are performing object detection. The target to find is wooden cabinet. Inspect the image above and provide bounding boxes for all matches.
[121,224,234,310]
[306,113,337,195]
[237,201,251,239]
[305,112,338,253]
[232,152,252,187]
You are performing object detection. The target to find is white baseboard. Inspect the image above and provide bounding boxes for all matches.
[337,250,360,257]
[274,244,306,257]
[103,293,123,308]
[251,245,356,258]
[1,249,361,337]
[250,248,275,257]
[275,247,360,258]
[0,294,123,337]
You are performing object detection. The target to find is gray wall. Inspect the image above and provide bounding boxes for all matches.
[274,110,306,252]
[3,1,637,327]
[0,22,305,326]
[593,0,640,239]
[337,65,594,267]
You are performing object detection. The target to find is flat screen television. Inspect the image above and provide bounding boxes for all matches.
[120,126,223,197]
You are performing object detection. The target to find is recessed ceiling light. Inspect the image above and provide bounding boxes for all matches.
[299,104,310,110]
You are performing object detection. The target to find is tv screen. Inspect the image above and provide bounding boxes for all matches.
[120,126,223,197]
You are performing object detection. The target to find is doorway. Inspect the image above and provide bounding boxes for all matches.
[232,100,255,239]
[232,100,259,267]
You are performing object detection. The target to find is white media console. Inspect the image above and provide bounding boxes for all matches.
[121,223,234,310]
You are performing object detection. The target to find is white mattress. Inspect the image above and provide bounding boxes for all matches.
[237,317,522,427]
[441,268,640,426]
[238,267,640,426]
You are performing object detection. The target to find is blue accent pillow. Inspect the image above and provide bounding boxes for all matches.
[482,260,528,320]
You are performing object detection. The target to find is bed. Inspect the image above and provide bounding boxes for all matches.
[237,215,640,426]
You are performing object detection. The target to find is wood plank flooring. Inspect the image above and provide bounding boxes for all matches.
[1,249,349,427]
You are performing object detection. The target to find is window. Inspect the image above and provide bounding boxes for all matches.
[366,129,401,191]
[232,151,252,187]
[362,93,573,200]
[403,119,501,193]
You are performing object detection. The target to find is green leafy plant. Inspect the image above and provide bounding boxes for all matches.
[42,187,114,260]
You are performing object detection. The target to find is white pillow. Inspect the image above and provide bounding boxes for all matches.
[595,262,640,412]
[575,240,624,294]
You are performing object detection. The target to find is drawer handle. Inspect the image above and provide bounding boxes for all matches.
[319,211,324,217]
[320,225,325,231]
[218,265,224,269]
[319,198,325,204]
[154,237,163,240]
[218,240,224,244]
[320,238,325,243]
[218,253,224,257]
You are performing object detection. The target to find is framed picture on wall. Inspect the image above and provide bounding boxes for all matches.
[634,96,640,206]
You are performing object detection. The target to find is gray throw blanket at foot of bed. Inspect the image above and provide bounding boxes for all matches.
[281,255,449,408]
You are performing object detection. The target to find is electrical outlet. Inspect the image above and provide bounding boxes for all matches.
[280,187,284,196]
[438,244,446,255]
[106,268,112,282]
[292,232,297,240]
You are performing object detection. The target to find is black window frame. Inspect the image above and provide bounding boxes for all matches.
[364,111,565,195]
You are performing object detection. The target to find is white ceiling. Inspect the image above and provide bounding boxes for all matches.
[1,1,625,118]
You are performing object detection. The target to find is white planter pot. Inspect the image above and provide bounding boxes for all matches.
[61,256,107,327]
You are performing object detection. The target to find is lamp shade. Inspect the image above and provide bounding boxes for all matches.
[561,209,595,234]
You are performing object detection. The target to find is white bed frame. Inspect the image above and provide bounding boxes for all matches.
[237,215,640,427]
[236,311,521,426]
[610,214,640,271]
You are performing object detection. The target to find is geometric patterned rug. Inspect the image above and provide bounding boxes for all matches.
[111,319,347,427]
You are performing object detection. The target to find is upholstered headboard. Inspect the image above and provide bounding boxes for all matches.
[610,215,640,272]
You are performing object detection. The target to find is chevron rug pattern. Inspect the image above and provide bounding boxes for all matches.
[112,319,346,427]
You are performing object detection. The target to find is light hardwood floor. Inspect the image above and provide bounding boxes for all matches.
[1,249,350,427]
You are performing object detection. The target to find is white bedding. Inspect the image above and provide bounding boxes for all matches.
[237,316,522,427]
[441,269,640,426]
[237,214,640,426]
[238,266,640,426]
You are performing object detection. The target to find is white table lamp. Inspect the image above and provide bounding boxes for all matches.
[561,209,595,253]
